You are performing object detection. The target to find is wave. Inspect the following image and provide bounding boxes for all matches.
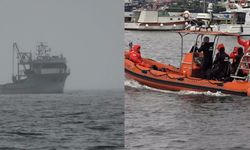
[124,79,176,94]
[5,131,46,136]
[178,90,228,97]
[124,79,228,97]
[86,146,122,150]
[0,147,25,150]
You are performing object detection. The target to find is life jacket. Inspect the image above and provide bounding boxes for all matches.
[129,50,142,64]
[230,47,238,63]
[129,44,151,68]
[238,36,250,53]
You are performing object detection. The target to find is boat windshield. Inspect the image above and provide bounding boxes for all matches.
[177,30,241,61]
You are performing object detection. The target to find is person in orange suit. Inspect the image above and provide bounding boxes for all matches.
[129,45,142,63]
[230,46,238,63]
[238,35,250,53]
[237,36,250,75]
[231,47,244,75]
[129,44,151,68]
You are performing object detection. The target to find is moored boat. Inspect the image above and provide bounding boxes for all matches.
[186,1,250,35]
[125,9,187,31]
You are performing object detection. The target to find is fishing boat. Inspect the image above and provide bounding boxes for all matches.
[125,30,250,96]
[0,42,70,94]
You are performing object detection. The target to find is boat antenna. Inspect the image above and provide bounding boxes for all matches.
[207,3,213,31]
[12,43,15,78]
[203,0,206,13]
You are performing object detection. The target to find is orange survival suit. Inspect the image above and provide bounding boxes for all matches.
[230,46,238,63]
[129,45,151,68]
[238,36,250,53]
[237,36,250,74]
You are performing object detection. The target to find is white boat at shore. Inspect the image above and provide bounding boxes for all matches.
[124,9,187,31]
[186,1,250,35]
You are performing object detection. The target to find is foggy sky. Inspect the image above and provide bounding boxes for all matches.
[0,0,123,90]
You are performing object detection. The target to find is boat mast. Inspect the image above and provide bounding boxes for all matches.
[12,43,14,78]
[203,0,206,13]
[13,42,27,80]
[13,43,21,80]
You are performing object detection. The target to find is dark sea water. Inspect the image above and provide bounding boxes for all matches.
[0,90,124,150]
[125,31,250,150]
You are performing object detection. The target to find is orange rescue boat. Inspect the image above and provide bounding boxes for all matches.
[125,30,250,96]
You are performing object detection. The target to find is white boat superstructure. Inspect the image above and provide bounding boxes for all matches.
[125,9,187,31]
[220,0,250,12]
[187,1,250,35]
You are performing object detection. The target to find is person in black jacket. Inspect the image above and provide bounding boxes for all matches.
[197,36,214,77]
[232,47,244,76]
[210,44,231,80]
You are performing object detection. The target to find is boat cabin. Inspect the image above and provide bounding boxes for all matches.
[12,42,70,82]
[124,9,184,23]
[177,30,250,81]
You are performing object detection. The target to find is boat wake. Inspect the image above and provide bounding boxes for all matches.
[124,79,175,94]
[124,79,228,97]
[178,90,228,97]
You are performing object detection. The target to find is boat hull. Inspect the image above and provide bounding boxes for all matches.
[188,24,250,36]
[0,73,69,94]
[125,22,186,31]
[125,54,250,96]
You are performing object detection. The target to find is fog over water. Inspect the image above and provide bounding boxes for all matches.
[0,0,123,90]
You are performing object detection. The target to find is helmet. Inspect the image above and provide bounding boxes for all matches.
[132,44,141,53]
[217,43,225,52]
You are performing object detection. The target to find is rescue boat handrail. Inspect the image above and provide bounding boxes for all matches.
[178,32,190,68]
[212,35,220,62]
[230,75,246,80]
[234,53,250,80]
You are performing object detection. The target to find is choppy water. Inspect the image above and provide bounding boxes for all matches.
[125,31,250,150]
[0,90,124,150]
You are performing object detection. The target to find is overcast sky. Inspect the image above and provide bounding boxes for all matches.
[0,0,123,90]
